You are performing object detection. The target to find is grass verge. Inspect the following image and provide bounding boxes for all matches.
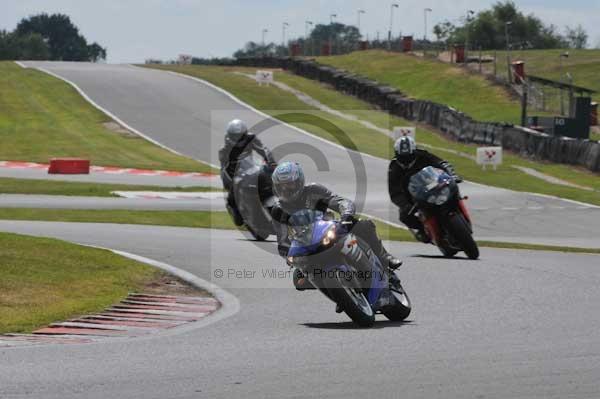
[0,208,237,229]
[0,62,213,173]
[0,177,221,197]
[0,232,163,333]
[0,208,597,254]
[145,64,600,206]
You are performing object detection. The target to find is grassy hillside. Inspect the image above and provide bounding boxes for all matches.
[0,62,212,173]
[482,49,600,103]
[317,50,522,124]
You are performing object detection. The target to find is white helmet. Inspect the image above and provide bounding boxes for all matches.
[225,119,248,145]
[394,136,417,169]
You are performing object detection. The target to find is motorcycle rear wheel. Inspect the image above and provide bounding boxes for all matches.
[328,272,375,328]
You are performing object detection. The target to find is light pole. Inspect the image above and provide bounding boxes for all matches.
[560,51,570,115]
[464,10,474,64]
[329,13,337,55]
[282,22,289,47]
[262,28,268,46]
[305,20,313,56]
[388,3,399,51]
[505,21,513,82]
[357,9,365,38]
[424,8,432,41]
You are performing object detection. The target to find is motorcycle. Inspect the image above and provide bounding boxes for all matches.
[286,209,411,327]
[408,166,479,260]
[226,155,276,241]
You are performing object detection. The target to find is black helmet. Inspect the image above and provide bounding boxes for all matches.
[394,136,417,169]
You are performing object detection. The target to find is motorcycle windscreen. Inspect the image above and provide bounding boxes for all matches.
[288,210,329,257]
[408,166,450,202]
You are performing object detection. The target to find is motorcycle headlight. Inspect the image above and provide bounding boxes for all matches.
[427,186,451,205]
[322,227,336,246]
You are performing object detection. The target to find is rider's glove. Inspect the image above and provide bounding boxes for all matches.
[340,214,357,232]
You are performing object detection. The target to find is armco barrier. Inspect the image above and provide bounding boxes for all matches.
[232,57,600,172]
[48,158,90,174]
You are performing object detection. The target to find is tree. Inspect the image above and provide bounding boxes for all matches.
[438,1,570,50]
[16,33,50,60]
[14,13,105,61]
[233,41,278,58]
[87,42,107,62]
[0,30,19,60]
[308,23,360,54]
[433,21,456,43]
[565,25,588,49]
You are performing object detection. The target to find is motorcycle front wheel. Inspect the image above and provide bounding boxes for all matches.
[383,280,412,321]
[328,271,375,328]
[246,225,268,241]
[446,214,479,260]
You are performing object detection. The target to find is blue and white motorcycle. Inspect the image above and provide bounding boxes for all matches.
[286,210,411,327]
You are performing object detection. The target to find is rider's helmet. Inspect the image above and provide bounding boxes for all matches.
[225,119,248,146]
[272,161,305,202]
[394,136,417,169]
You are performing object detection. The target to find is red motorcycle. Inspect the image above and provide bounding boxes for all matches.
[408,166,479,259]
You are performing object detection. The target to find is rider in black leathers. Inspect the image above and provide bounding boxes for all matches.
[218,119,276,226]
[388,136,460,241]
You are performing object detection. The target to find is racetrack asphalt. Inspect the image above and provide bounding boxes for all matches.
[0,220,598,399]
[16,61,600,248]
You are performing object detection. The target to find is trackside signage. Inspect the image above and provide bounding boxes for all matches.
[476,146,503,170]
[256,70,274,86]
[392,126,416,140]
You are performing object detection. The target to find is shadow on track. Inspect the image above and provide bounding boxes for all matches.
[235,238,277,243]
[301,320,415,330]
[410,254,476,260]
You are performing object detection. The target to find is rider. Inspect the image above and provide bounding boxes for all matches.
[218,119,277,226]
[388,136,461,242]
[271,161,403,277]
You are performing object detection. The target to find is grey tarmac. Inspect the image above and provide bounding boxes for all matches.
[0,221,598,399]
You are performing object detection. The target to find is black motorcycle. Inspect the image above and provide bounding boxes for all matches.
[227,155,276,241]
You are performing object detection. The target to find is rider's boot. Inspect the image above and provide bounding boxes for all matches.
[380,246,403,271]
[293,268,315,291]
[414,228,431,244]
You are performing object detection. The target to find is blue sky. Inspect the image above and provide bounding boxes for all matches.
[2,0,599,63]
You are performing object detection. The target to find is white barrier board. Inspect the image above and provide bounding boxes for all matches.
[476,146,503,169]
[256,70,274,85]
